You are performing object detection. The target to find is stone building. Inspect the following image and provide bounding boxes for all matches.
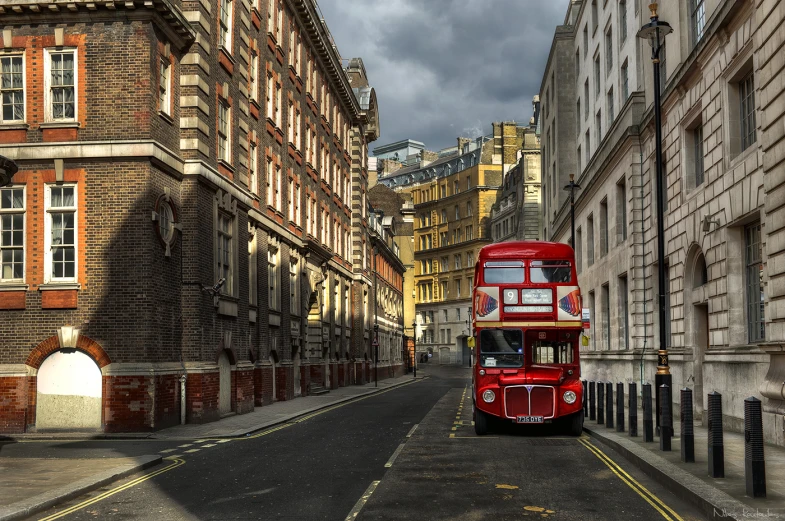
[541,0,785,445]
[0,0,401,434]
[490,104,542,242]
[378,122,528,364]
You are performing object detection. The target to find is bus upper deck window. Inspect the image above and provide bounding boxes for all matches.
[484,260,525,284]
[530,260,572,283]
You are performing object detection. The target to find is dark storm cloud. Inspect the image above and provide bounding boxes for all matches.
[316,0,566,151]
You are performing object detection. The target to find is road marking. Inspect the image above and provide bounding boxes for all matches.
[344,480,381,521]
[195,439,208,443]
[449,434,498,439]
[202,443,217,448]
[578,439,684,521]
[184,449,200,453]
[384,443,406,468]
[36,458,186,521]
[159,448,176,453]
[216,439,232,443]
[177,443,193,448]
[405,424,419,438]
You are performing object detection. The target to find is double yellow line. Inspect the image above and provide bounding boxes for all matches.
[37,458,186,521]
[578,438,684,521]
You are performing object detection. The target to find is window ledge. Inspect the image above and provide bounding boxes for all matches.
[218,159,235,172]
[217,295,238,317]
[0,123,29,130]
[39,121,80,129]
[159,111,174,125]
[39,283,81,291]
[0,283,28,292]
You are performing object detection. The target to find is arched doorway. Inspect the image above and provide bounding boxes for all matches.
[293,355,302,397]
[218,351,231,416]
[685,245,709,421]
[36,350,102,431]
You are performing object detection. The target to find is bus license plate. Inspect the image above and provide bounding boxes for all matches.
[516,416,544,424]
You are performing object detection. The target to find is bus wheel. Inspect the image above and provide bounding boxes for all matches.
[567,410,584,436]
[474,406,489,436]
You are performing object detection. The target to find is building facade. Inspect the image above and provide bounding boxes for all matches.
[541,0,785,445]
[379,122,528,364]
[0,0,405,434]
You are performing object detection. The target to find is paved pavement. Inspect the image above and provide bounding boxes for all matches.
[583,404,785,520]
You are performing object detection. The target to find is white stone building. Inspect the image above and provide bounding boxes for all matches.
[541,0,785,445]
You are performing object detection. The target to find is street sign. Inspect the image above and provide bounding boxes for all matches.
[581,308,591,330]
[372,338,379,347]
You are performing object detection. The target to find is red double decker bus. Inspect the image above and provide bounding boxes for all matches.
[470,241,584,436]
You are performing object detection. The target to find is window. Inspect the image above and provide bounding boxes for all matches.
[454,254,462,270]
[158,57,171,114]
[268,245,280,311]
[576,98,581,131]
[596,110,602,145]
[441,209,447,223]
[466,226,473,240]
[575,51,581,83]
[484,261,524,284]
[439,281,447,300]
[219,0,233,53]
[585,130,591,162]
[693,124,705,187]
[601,283,610,349]
[456,308,461,320]
[605,28,613,72]
[617,179,627,242]
[530,260,572,283]
[217,212,234,295]
[250,53,259,103]
[607,87,614,124]
[218,101,231,163]
[619,0,627,42]
[0,55,24,123]
[265,157,274,207]
[248,230,257,307]
[466,202,473,217]
[594,54,600,99]
[584,80,590,119]
[745,222,765,342]
[290,258,300,314]
[455,205,460,220]
[45,49,76,121]
[739,71,757,152]
[1,187,24,282]
[583,25,588,57]
[45,185,77,283]
[267,0,275,34]
[479,329,523,368]
[690,0,705,46]
[587,214,595,266]
[621,60,629,102]
[455,279,461,297]
[577,145,582,173]
[453,180,459,194]
[619,274,629,349]
[266,72,274,122]
[591,0,598,33]
[249,143,257,194]
[467,251,474,266]
[600,198,608,256]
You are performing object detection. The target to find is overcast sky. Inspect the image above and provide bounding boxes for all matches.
[317,0,567,153]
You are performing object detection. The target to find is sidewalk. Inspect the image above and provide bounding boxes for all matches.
[583,408,785,521]
[154,371,425,439]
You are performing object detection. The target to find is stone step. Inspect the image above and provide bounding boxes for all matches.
[310,386,330,395]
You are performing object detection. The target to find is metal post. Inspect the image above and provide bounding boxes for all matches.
[681,388,694,463]
[744,397,766,497]
[606,382,614,429]
[629,382,638,437]
[707,391,725,478]
[616,382,624,432]
[563,174,581,248]
[583,380,588,416]
[643,383,654,442]
[597,383,605,425]
[659,384,672,451]
[373,245,378,388]
[589,381,596,421]
[412,322,417,379]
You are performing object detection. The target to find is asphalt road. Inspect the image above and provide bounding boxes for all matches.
[18,366,706,521]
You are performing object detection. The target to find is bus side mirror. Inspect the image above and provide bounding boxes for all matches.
[467,337,475,348]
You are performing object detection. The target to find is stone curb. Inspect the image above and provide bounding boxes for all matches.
[0,455,162,521]
[583,425,751,521]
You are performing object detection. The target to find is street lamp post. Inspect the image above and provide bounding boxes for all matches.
[637,2,673,436]
[412,321,417,379]
[563,173,581,248]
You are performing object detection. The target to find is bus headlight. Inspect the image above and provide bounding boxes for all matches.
[521,289,552,304]
[563,391,577,404]
[479,369,486,376]
[482,390,496,403]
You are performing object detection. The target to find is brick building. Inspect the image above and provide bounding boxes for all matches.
[540,0,785,445]
[0,0,397,434]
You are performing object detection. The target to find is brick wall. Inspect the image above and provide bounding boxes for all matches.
[0,377,28,433]
[234,368,255,414]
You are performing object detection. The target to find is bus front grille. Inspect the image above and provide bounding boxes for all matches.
[503,385,555,419]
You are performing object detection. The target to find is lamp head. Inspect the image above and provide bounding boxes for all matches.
[637,3,672,51]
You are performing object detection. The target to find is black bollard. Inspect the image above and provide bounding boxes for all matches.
[616,382,625,432]
[583,380,588,416]
[707,391,724,478]
[659,384,672,451]
[629,382,638,437]
[681,388,695,463]
[744,397,766,497]
[597,383,605,425]
[643,383,654,442]
[589,381,596,421]
[606,382,614,429]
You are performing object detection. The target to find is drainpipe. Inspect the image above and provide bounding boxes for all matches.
[180,373,187,425]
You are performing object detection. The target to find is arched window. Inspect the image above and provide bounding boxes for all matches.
[693,252,708,288]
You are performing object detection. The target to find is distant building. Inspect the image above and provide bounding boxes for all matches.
[381,122,529,364]
[372,139,426,167]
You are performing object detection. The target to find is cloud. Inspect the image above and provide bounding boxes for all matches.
[316,0,566,152]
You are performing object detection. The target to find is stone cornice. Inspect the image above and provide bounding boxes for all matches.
[0,0,196,52]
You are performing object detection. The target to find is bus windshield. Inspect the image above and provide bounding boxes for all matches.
[479,329,523,368]
[530,340,575,364]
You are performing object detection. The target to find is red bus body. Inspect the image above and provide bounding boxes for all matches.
[471,241,584,435]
